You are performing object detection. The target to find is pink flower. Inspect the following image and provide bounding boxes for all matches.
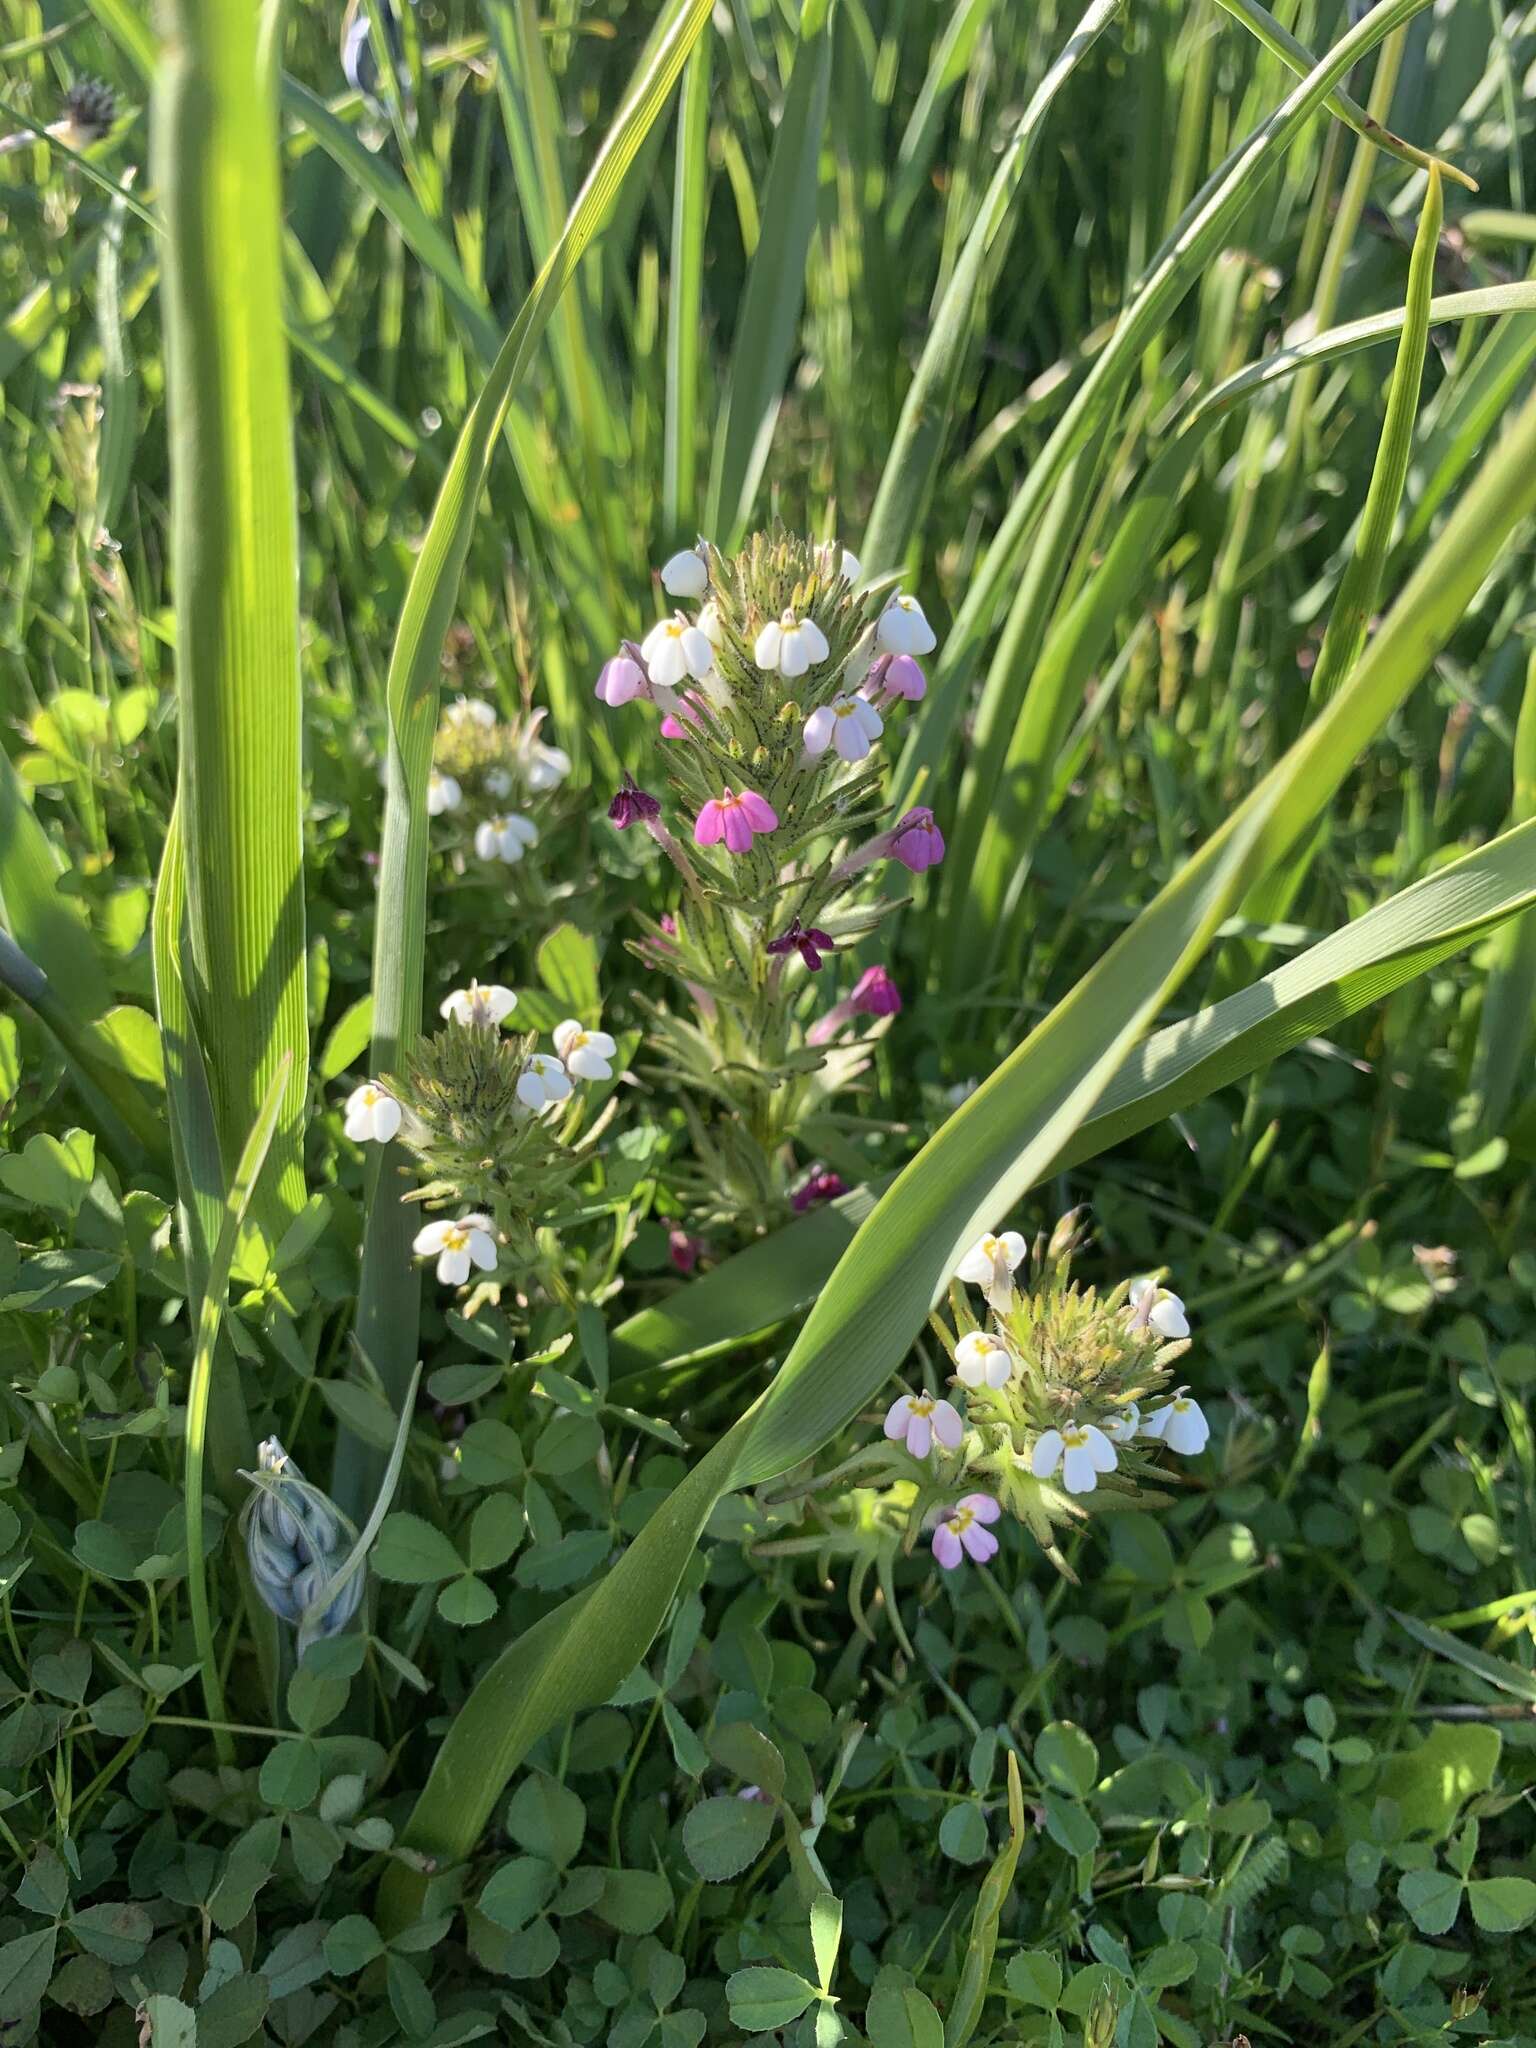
[791,1169,846,1212]
[596,651,647,706]
[931,1494,1002,1570]
[851,965,901,1017]
[668,1228,708,1274]
[660,694,704,739]
[694,787,778,854]
[883,1390,963,1459]
[863,653,926,704]
[889,807,945,873]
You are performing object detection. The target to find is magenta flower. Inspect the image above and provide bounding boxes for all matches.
[767,918,837,972]
[668,1228,708,1274]
[791,1168,846,1212]
[660,694,704,739]
[596,651,647,706]
[694,786,778,853]
[889,807,945,873]
[931,1494,1002,1570]
[609,775,661,830]
[851,965,901,1016]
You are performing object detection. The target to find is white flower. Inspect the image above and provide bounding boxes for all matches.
[343,1082,401,1144]
[1129,1277,1190,1341]
[883,1390,964,1459]
[660,545,709,599]
[1032,1419,1118,1494]
[474,813,539,864]
[1101,1403,1141,1444]
[522,732,571,791]
[553,1019,617,1082]
[802,693,883,762]
[444,695,496,730]
[877,593,937,656]
[484,768,514,800]
[946,1078,979,1107]
[954,1331,1012,1391]
[754,610,830,680]
[439,981,517,1029]
[413,1212,498,1287]
[517,1052,572,1113]
[955,1230,1027,1306]
[427,770,462,816]
[1141,1392,1210,1455]
[641,613,715,687]
[698,599,724,648]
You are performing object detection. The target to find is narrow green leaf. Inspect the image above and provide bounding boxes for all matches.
[705,0,832,545]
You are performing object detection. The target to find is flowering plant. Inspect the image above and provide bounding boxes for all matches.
[763,1212,1211,1614]
[426,691,572,881]
[595,529,942,1227]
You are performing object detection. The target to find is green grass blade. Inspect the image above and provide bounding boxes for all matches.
[1213,0,1475,189]
[184,1055,290,1765]
[1468,649,1536,1135]
[155,0,309,1247]
[860,0,1123,578]
[885,0,1000,241]
[937,0,1440,692]
[344,0,713,1515]
[704,0,833,546]
[380,373,1536,1915]
[663,36,712,538]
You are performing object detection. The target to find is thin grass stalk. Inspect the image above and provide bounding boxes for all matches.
[663,37,711,538]
[1469,648,1536,1135]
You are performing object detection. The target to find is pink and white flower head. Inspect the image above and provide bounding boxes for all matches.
[659,544,709,599]
[694,786,778,853]
[426,770,462,816]
[596,651,648,707]
[1129,1277,1191,1341]
[931,1493,1001,1570]
[413,1212,497,1287]
[754,610,830,679]
[883,1390,964,1460]
[864,653,926,704]
[553,1019,617,1082]
[852,965,902,1017]
[803,693,882,762]
[1101,1403,1141,1445]
[877,593,937,656]
[1141,1391,1209,1455]
[889,807,945,872]
[641,613,715,688]
[445,694,496,730]
[815,541,862,585]
[440,981,517,1029]
[1032,1420,1118,1494]
[474,813,538,864]
[954,1331,1012,1391]
[517,1052,572,1113]
[343,1081,401,1144]
[955,1229,1027,1307]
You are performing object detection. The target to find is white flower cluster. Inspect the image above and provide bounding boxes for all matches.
[424,693,570,867]
[340,981,619,1288]
[881,1237,1209,1499]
